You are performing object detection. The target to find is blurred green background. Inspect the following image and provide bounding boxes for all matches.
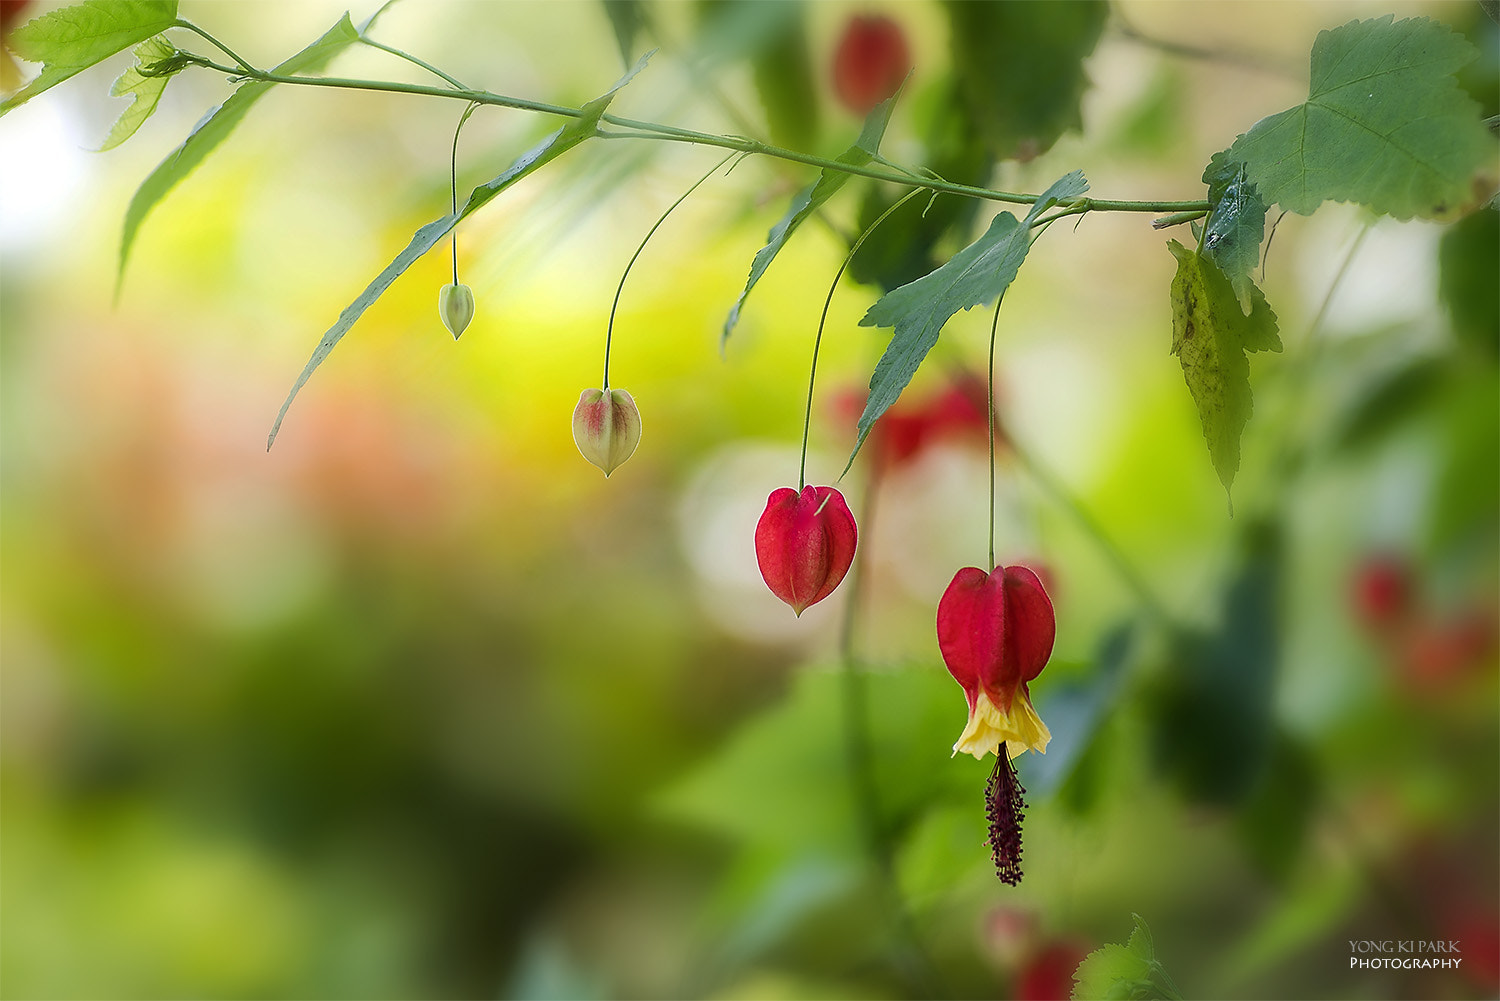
[1,1,1496,998]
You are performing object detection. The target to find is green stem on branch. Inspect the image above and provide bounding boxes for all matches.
[174,51,1211,216]
[358,34,470,91]
[172,20,255,73]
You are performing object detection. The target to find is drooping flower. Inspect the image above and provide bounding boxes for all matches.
[572,388,641,476]
[939,563,1056,885]
[937,564,1055,760]
[755,485,857,615]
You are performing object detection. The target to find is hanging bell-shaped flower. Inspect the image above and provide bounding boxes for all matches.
[754,485,858,615]
[936,564,1055,760]
[572,387,641,476]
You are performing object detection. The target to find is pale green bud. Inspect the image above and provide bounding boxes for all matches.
[439,283,474,339]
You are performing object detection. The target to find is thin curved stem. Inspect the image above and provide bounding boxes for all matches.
[604,152,737,389]
[1273,221,1370,484]
[1115,12,1302,79]
[450,103,478,285]
[799,188,925,490]
[174,54,1211,216]
[172,20,255,73]
[359,35,470,91]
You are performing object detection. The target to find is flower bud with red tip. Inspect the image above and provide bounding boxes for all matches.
[572,388,641,476]
[755,485,857,615]
[937,564,1055,759]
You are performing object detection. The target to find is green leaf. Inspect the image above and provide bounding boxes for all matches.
[116,11,364,293]
[1126,914,1155,963]
[97,35,179,151]
[847,170,1088,472]
[267,54,651,449]
[1073,915,1181,1001]
[1439,206,1500,356]
[1218,16,1493,219]
[0,0,178,115]
[1167,239,1281,496]
[600,0,644,70]
[721,94,896,346]
[1329,354,1446,453]
[1071,945,1152,1001]
[1201,154,1267,314]
[749,1,817,152]
[655,664,970,851]
[943,0,1107,160]
[1150,520,1282,806]
[1235,731,1319,883]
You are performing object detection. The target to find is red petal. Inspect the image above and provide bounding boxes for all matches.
[936,566,995,712]
[754,485,857,614]
[937,564,1056,713]
[1003,566,1056,686]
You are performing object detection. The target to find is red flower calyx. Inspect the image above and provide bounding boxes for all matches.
[937,564,1055,759]
[755,485,857,615]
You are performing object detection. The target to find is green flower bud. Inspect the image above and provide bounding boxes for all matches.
[439,282,474,339]
[572,387,641,476]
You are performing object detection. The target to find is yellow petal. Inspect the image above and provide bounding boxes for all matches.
[951,691,1051,760]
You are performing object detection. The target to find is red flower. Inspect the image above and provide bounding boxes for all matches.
[755,485,857,615]
[833,375,991,472]
[937,565,1055,759]
[1350,554,1413,632]
[1015,941,1090,1001]
[1,1,31,34]
[831,14,911,116]
[1397,610,1497,691]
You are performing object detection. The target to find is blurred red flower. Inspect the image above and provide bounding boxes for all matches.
[831,14,911,115]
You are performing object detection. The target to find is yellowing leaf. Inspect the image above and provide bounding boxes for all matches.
[1167,240,1281,497]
